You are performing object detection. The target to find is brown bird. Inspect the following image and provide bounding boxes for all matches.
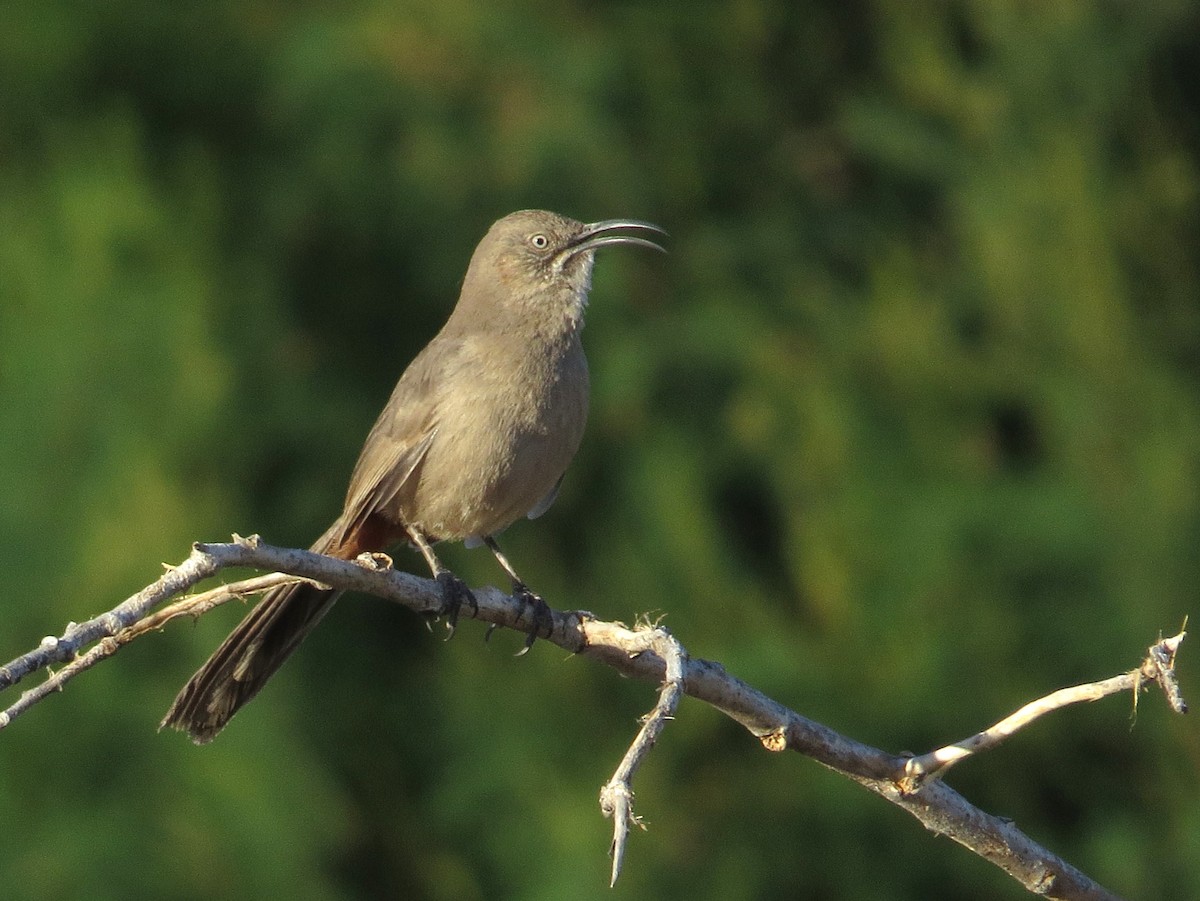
[162,209,665,743]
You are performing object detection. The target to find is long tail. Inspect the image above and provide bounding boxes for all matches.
[161,523,347,744]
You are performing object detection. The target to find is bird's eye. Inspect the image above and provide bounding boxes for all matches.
[529,233,549,250]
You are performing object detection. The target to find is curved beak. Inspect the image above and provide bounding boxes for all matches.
[563,219,668,259]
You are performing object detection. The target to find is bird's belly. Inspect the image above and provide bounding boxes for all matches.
[401,367,588,540]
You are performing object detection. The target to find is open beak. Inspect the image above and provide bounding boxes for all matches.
[563,219,668,259]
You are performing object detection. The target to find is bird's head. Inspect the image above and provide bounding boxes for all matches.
[458,210,666,328]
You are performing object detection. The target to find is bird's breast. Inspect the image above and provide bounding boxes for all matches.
[402,335,589,540]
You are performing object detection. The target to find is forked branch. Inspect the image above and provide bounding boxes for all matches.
[0,537,1188,900]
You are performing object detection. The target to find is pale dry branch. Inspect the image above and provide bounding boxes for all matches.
[599,623,687,886]
[900,630,1188,790]
[0,537,1189,899]
[0,572,306,726]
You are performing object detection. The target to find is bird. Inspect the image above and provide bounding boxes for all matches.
[162,209,666,743]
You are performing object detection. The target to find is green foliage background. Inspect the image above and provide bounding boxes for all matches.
[2,2,1198,898]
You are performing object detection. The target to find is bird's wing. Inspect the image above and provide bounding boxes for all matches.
[341,426,437,540]
[337,340,450,540]
[526,473,565,520]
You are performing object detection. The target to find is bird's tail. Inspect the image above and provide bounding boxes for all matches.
[161,523,347,744]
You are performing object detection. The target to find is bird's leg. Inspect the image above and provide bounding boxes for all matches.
[483,536,553,655]
[405,525,477,639]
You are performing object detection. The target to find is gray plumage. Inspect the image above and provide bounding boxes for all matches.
[162,209,665,743]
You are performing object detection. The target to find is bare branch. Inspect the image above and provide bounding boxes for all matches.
[0,536,1187,900]
[0,573,311,725]
[599,623,687,886]
[899,630,1188,790]
[1144,628,1188,715]
[0,544,223,693]
[1,571,306,721]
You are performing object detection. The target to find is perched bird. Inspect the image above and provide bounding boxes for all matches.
[162,209,666,743]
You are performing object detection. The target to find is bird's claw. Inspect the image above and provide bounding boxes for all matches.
[511,582,553,656]
[435,571,478,640]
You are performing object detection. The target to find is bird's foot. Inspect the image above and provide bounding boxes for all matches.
[511,582,553,656]
[435,571,478,640]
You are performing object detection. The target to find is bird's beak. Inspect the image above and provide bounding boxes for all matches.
[563,219,668,259]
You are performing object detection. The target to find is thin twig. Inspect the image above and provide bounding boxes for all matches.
[0,571,302,729]
[1143,628,1188,715]
[598,623,687,886]
[899,630,1188,791]
[0,537,1188,900]
[0,545,224,692]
